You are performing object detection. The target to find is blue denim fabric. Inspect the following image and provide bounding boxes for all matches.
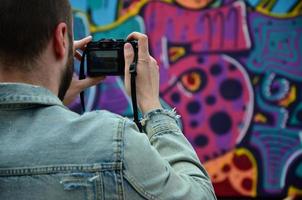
[0,83,216,200]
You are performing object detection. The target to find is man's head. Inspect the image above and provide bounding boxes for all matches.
[0,0,74,100]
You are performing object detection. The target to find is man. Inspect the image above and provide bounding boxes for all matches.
[0,0,216,199]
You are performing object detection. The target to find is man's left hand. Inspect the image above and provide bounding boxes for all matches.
[63,36,106,106]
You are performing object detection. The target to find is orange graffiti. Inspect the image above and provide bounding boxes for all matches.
[175,0,214,10]
[204,148,258,197]
[287,186,302,199]
[169,46,186,62]
[279,85,297,107]
[254,113,267,123]
[181,71,203,92]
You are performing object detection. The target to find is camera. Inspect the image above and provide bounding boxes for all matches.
[85,39,138,76]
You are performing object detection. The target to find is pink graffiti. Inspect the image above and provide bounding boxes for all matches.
[144,1,254,161]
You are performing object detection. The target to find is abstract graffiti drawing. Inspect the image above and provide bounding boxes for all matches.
[250,126,302,194]
[245,0,302,18]
[70,0,302,198]
[204,148,258,197]
[243,6,302,197]
[144,0,254,162]
[70,0,145,116]
[174,0,216,9]
[246,13,302,81]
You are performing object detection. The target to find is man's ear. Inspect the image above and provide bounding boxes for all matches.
[53,23,68,59]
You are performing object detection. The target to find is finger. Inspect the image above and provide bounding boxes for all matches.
[150,57,158,65]
[74,50,82,61]
[124,43,134,71]
[78,76,106,90]
[74,35,92,51]
[127,32,149,60]
[124,43,134,94]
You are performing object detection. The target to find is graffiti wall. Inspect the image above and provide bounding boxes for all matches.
[69,0,302,198]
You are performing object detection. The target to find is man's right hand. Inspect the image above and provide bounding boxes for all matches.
[124,32,162,115]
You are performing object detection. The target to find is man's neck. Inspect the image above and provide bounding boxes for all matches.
[0,67,59,96]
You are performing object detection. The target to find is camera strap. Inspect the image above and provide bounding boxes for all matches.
[78,48,143,132]
[129,62,143,132]
[79,49,87,113]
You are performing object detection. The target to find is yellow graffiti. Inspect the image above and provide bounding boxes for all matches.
[257,0,276,11]
[254,113,267,123]
[252,76,260,85]
[169,47,186,62]
[236,148,258,197]
[279,85,297,107]
[255,0,302,18]
[161,0,174,3]
[89,0,149,33]
[75,0,221,34]
[287,186,302,199]
[78,0,219,34]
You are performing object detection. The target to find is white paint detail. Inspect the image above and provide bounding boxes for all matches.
[177,82,193,98]
[280,149,302,188]
[161,37,170,69]
[234,1,252,49]
[222,55,254,144]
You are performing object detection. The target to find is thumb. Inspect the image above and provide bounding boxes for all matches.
[124,43,134,96]
[124,43,134,73]
[78,76,106,91]
[74,36,92,50]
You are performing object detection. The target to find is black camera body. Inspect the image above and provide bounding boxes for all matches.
[86,39,138,76]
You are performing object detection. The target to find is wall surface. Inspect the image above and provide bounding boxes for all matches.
[69,0,302,198]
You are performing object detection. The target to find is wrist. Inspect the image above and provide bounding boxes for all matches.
[139,99,162,115]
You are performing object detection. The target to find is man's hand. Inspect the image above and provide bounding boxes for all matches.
[63,36,106,106]
[124,32,162,114]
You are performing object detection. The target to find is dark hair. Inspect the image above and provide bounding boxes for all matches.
[0,0,72,70]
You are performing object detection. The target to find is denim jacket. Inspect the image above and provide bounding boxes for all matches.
[0,83,216,200]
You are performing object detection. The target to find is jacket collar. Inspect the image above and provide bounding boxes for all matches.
[0,83,64,108]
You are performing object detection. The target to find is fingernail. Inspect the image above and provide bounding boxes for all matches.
[124,43,131,50]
